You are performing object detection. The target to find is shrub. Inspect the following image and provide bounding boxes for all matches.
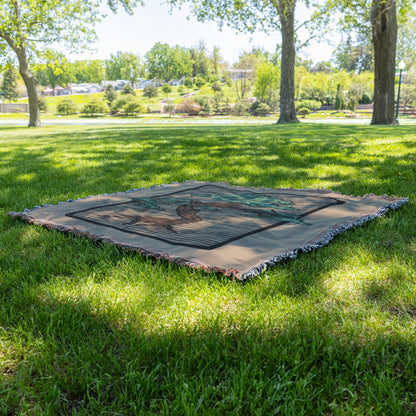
[81,99,108,116]
[121,83,136,96]
[323,95,333,105]
[296,99,321,112]
[359,92,372,104]
[184,77,194,88]
[209,75,218,83]
[251,102,270,116]
[123,99,144,116]
[177,98,201,116]
[111,96,130,114]
[214,91,224,110]
[193,94,216,115]
[347,83,365,113]
[334,84,346,110]
[111,96,143,115]
[56,98,77,115]
[162,83,172,96]
[211,82,222,92]
[334,94,346,110]
[178,85,186,94]
[162,100,176,117]
[104,85,117,103]
[298,107,311,118]
[38,96,48,112]
[195,77,206,88]
[231,100,251,116]
[347,97,359,113]
[142,84,158,98]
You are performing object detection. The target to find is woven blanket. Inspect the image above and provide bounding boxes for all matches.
[8,181,408,280]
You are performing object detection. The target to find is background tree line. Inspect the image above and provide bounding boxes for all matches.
[27,41,227,88]
[2,5,415,92]
[1,0,415,126]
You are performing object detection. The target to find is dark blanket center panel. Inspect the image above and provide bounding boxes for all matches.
[66,184,345,249]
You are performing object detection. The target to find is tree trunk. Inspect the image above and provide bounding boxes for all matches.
[1,21,41,127]
[16,47,41,127]
[371,0,398,125]
[277,0,299,124]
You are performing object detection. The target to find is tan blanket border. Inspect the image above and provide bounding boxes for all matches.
[7,181,409,281]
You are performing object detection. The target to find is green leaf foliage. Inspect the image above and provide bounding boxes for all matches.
[297,106,310,117]
[81,99,108,116]
[1,66,19,102]
[142,84,158,99]
[0,1,103,56]
[121,83,136,96]
[56,98,77,115]
[231,99,251,116]
[105,51,145,84]
[193,94,216,115]
[165,0,280,33]
[250,101,271,116]
[104,85,118,103]
[123,99,144,115]
[162,83,172,96]
[146,42,193,82]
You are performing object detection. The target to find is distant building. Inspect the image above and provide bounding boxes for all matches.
[42,85,68,96]
[310,62,331,74]
[101,80,128,91]
[228,68,254,81]
[69,84,89,94]
[138,79,159,89]
[170,76,185,86]
[43,86,54,96]
[54,85,65,95]
[68,83,102,94]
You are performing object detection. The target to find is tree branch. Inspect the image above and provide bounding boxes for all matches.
[0,31,20,53]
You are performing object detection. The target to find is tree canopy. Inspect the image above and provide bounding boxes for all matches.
[145,42,193,81]
[315,0,414,124]
[105,51,145,85]
[165,0,316,123]
[0,0,143,126]
[1,65,19,102]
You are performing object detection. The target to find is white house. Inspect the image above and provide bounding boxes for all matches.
[138,79,157,89]
[170,76,185,86]
[101,80,129,91]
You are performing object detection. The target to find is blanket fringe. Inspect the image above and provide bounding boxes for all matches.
[7,182,409,281]
[238,197,409,281]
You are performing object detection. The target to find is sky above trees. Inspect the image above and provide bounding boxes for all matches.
[65,2,336,65]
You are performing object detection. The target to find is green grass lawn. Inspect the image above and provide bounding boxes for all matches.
[16,83,242,115]
[1,124,416,415]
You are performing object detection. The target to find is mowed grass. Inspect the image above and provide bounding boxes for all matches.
[0,124,416,415]
[20,83,239,115]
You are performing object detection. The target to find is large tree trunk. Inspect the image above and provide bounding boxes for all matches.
[16,47,41,127]
[1,32,41,127]
[371,0,398,125]
[277,0,299,124]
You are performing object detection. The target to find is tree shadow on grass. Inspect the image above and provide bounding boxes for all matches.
[1,122,414,301]
[1,263,415,415]
[1,123,416,414]
[2,124,415,210]
[2,122,414,281]
[1,252,414,415]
